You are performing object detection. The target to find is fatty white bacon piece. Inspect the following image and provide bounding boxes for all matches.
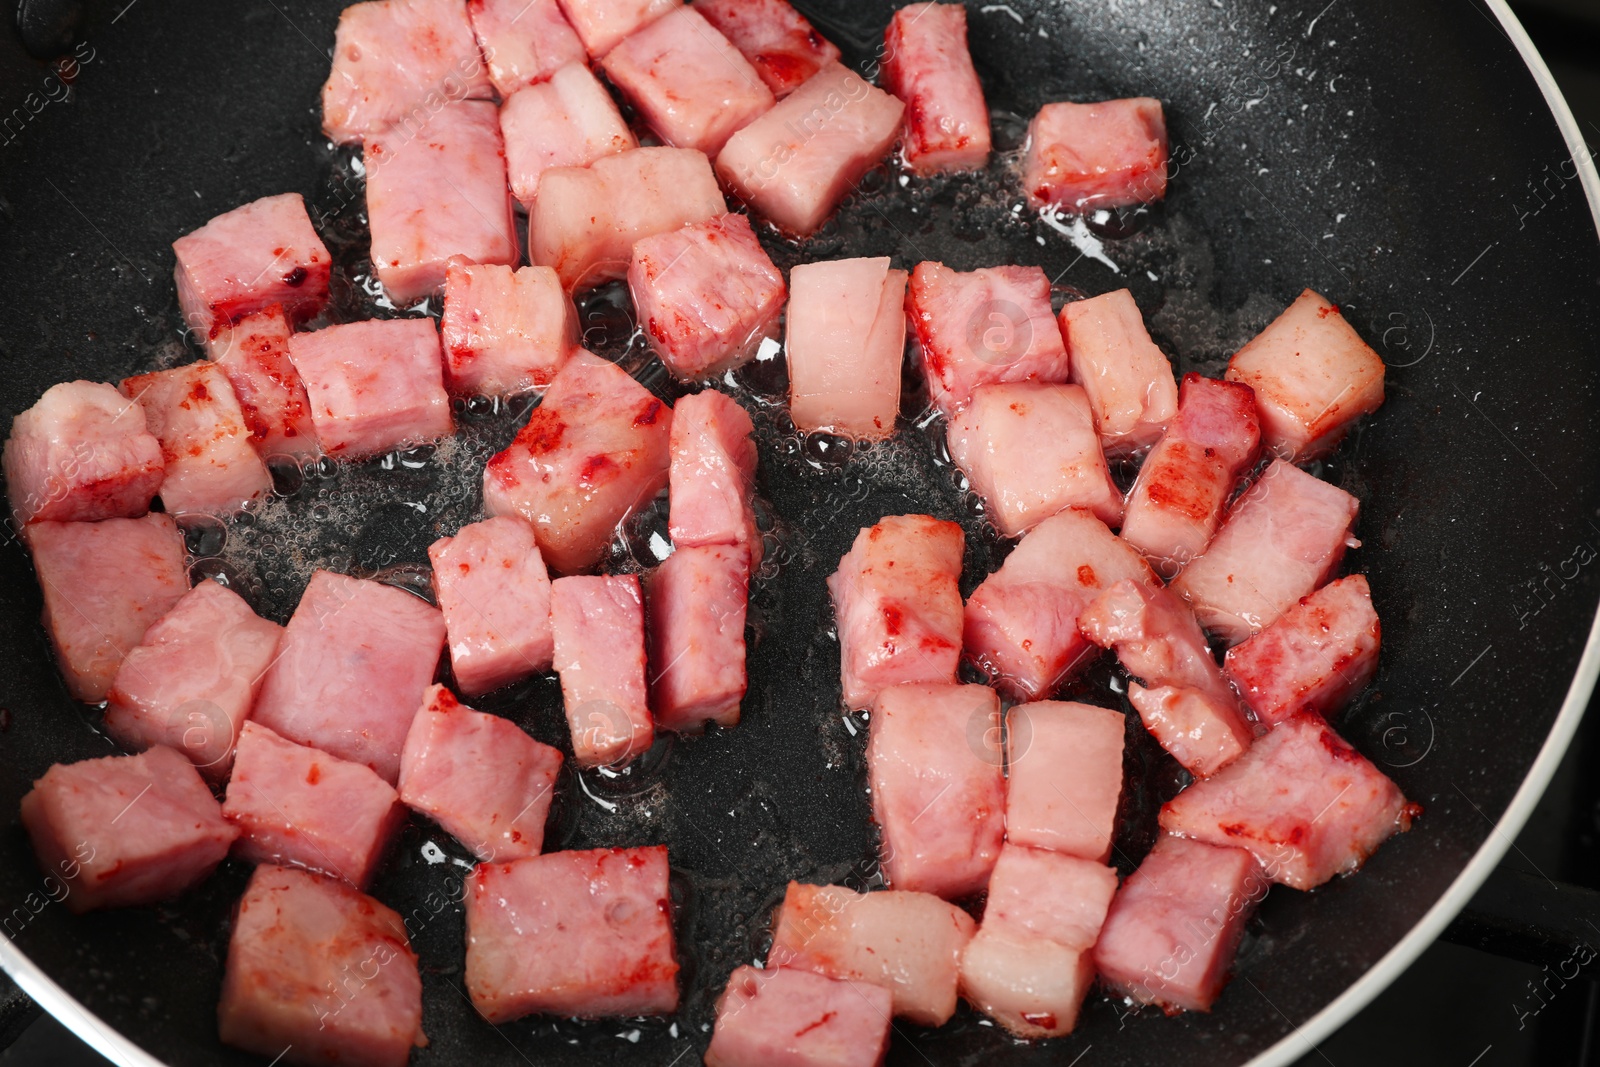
[440,259,579,397]
[786,257,907,440]
[500,63,638,209]
[556,0,679,58]
[1004,700,1124,862]
[466,0,584,96]
[3,380,164,526]
[1022,97,1169,211]
[694,0,841,99]
[1060,288,1178,456]
[881,3,991,175]
[667,389,761,563]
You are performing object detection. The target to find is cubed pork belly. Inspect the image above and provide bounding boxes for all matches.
[695,0,841,98]
[1005,700,1124,861]
[667,389,760,563]
[1060,288,1178,456]
[483,352,673,574]
[717,63,905,236]
[20,745,237,913]
[982,844,1117,952]
[1170,459,1359,646]
[500,62,637,208]
[172,193,331,338]
[881,3,991,175]
[557,0,679,57]
[464,846,679,1022]
[1159,713,1418,890]
[705,965,891,1067]
[429,516,555,697]
[550,574,653,766]
[1022,97,1169,211]
[207,307,321,461]
[1225,289,1387,460]
[441,259,579,398]
[119,362,272,515]
[3,381,164,526]
[646,545,750,733]
[466,0,585,96]
[398,684,563,861]
[786,258,907,440]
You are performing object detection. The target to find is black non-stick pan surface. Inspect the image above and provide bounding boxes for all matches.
[2,1,1599,1064]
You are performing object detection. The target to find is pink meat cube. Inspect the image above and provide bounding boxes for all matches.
[826,515,964,710]
[1060,289,1178,456]
[20,746,236,913]
[550,574,653,767]
[482,352,673,574]
[172,193,331,339]
[1005,700,1124,861]
[429,516,555,697]
[3,381,164,526]
[1225,574,1382,727]
[104,580,284,782]
[717,63,905,236]
[207,307,321,461]
[1093,835,1264,1013]
[694,0,841,99]
[1225,289,1387,460]
[464,846,679,1021]
[1022,97,1169,211]
[646,544,750,733]
[441,259,579,398]
[786,258,907,440]
[398,684,563,861]
[1170,459,1359,646]
[629,213,787,381]
[466,0,585,96]
[1120,373,1262,578]
[557,0,679,57]
[218,865,425,1067]
[907,261,1070,416]
[1160,713,1419,890]
[706,965,891,1067]
[500,62,638,208]
[27,514,189,702]
[366,99,518,307]
[251,570,447,783]
[667,389,761,563]
[119,362,272,515]
[947,382,1123,535]
[867,682,1005,900]
[982,844,1117,952]
[768,882,975,1026]
[286,318,453,461]
[881,4,991,175]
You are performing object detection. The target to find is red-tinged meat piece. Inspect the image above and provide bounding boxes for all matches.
[787,258,907,440]
[556,0,679,57]
[429,516,555,697]
[1159,713,1417,889]
[1022,97,1169,211]
[1120,373,1261,578]
[287,318,453,462]
[20,746,236,913]
[947,381,1123,535]
[667,389,760,563]
[826,515,963,709]
[982,844,1117,953]
[881,3,991,175]
[695,0,841,99]
[867,682,1004,900]
[465,846,679,1021]
[3,381,164,526]
[251,570,447,783]
[551,574,653,767]
[27,514,189,702]
[207,307,321,462]
[441,258,579,398]
[768,882,975,1026]
[398,684,563,861]
[483,352,673,574]
[1225,288,1387,460]
[500,63,638,209]
[119,362,272,516]
[218,865,425,1067]
[705,965,891,1067]
[1225,574,1382,727]
[1093,835,1265,1013]
[630,213,787,381]
[173,193,331,339]
[1005,700,1124,861]
[104,580,283,783]
[466,0,584,96]
[1171,459,1359,646]
[1060,288,1178,456]
[717,63,905,236]
[646,544,749,733]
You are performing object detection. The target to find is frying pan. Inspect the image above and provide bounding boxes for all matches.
[2,0,1599,1064]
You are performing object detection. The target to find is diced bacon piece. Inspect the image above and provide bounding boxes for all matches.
[320,0,493,144]
[1225,575,1381,727]
[287,318,453,461]
[27,514,189,702]
[906,262,1069,416]
[550,574,653,767]
[947,382,1123,535]
[786,258,907,440]
[557,0,679,57]
[1170,459,1359,646]
[119,362,272,515]
[531,146,727,291]
[768,882,975,1026]
[1005,700,1124,862]
[500,63,637,208]
[982,844,1117,953]
[1225,289,1387,460]
[441,259,579,398]
[881,4,991,175]
[464,846,679,1021]
[826,515,964,709]
[1159,713,1417,890]
[172,193,331,338]
[1120,374,1261,577]
[466,0,585,96]
[1022,97,1169,211]
[667,389,760,563]
[207,307,321,461]
[1093,834,1265,1012]
[218,865,425,1067]
[366,99,518,307]
[483,352,673,574]
[629,213,786,381]
[251,570,447,784]
[867,683,1005,900]
[706,965,891,1067]
[429,516,555,697]
[104,580,284,782]
[1060,289,1178,456]
[958,926,1094,1040]
[717,63,905,236]
[20,746,237,913]
[646,545,749,733]
[3,381,163,526]
[398,685,563,861]
[694,0,840,98]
